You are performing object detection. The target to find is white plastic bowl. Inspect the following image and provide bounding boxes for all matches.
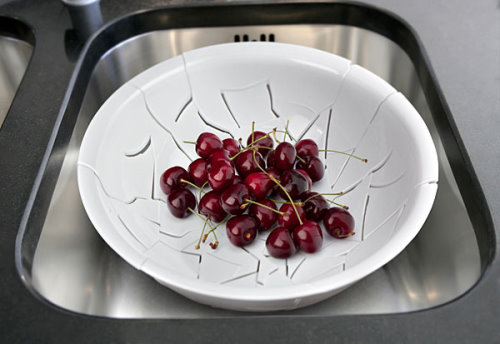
[77,42,438,311]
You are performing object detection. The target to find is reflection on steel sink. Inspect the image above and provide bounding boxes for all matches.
[18,4,485,318]
[0,17,33,129]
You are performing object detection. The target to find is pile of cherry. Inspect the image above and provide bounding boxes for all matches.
[160,128,358,259]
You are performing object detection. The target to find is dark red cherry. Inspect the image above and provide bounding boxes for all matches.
[222,138,240,157]
[195,132,222,158]
[226,215,258,247]
[234,149,265,178]
[247,131,273,157]
[188,159,208,187]
[207,160,235,192]
[278,203,306,230]
[296,156,324,182]
[267,149,276,167]
[274,142,296,172]
[266,167,280,181]
[324,207,355,239]
[220,183,251,215]
[279,169,308,200]
[160,166,190,195]
[232,175,243,185]
[167,188,196,218]
[244,172,274,200]
[249,199,277,231]
[293,220,323,253]
[302,192,329,221]
[207,149,231,168]
[198,190,227,222]
[266,227,296,258]
[266,167,281,196]
[295,139,319,158]
[296,169,312,191]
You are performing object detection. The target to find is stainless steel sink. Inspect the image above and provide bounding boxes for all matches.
[19,6,486,318]
[0,32,32,129]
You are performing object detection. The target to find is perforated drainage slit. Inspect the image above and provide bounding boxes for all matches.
[233,34,276,42]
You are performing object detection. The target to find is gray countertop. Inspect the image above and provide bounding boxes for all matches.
[0,0,498,342]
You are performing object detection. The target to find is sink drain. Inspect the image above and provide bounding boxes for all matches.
[234,33,275,42]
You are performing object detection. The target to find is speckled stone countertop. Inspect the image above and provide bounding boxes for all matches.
[0,0,498,343]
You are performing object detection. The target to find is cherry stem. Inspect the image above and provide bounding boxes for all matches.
[199,181,208,200]
[270,198,304,206]
[208,228,218,244]
[252,149,303,225]
[272,128,282,144]
[230,133,273,161]
[303,192,343,203]
[180,179,205,193]
[195,221,208,249]
[183,140,196,145]
[204,214,230,240]
[337,232,356,238]
[274,129,297,142]
[283,120,289,142]
[319,149,367,163]
[336,229,355,238]
[248,131,273,146]
[187,208,219,248]
[251,121,255,147]
[243,199,285,215]
[296,155,306,164]
[187,208,216,232]
[325,199,349,209]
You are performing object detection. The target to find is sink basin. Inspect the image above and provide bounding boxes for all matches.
[17,4,490,318]
[0,17,33,129]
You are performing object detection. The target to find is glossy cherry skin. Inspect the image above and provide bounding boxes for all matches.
[274,142,296,172]
[302,192,329,221]
[296,169,312,191]
[323,207,355,238]
[160,166,190,195]
[244,172,274,200]
[198,190,227,222]
[232,175,243,185]
[293,220,323,253]
[195,132,222,159]
[249,199,277,231]
[226,215,258,247]
[220,183,251,215]
[234,149,265,178]
[279,169,308,200]
[167,188,196,218]
[222,138,240,157]
[207,160,235,192]
[188,158,208,187]
[295,139,319,158]
[278,203,306,230]
[247,131,273,157]
[266,227,296,258]
[266,149,276,167]
[296,156,324,182]
[266,167,281,196]
[207,149,231,168]
[265,167,280,181]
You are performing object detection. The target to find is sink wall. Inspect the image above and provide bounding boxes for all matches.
[0,18,33,128]
[28,24,481,318]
